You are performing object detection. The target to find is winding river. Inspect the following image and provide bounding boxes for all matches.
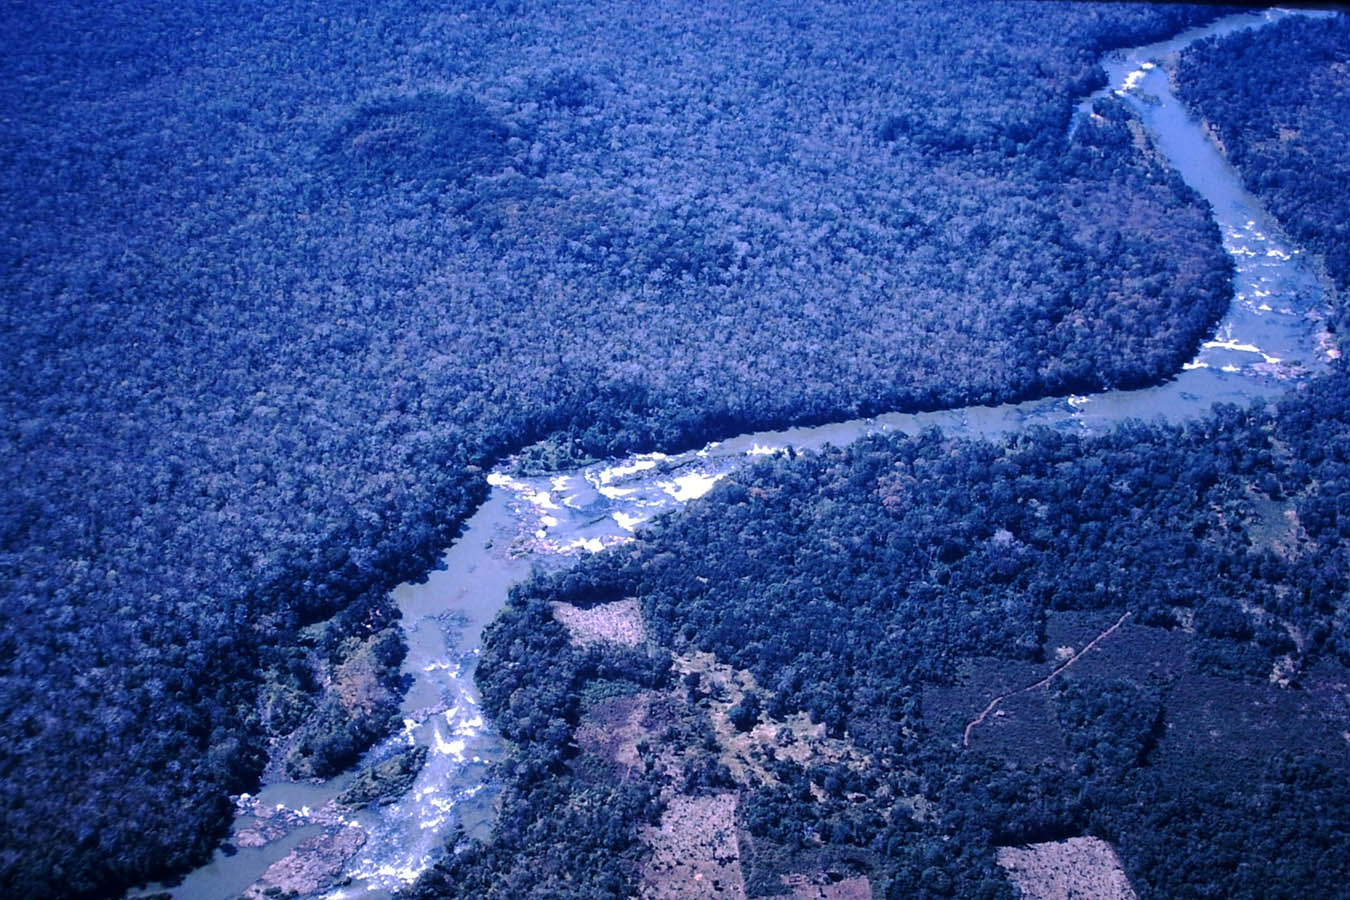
[147,8,1337,900]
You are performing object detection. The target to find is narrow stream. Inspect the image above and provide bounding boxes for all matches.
[147,8,1337,900]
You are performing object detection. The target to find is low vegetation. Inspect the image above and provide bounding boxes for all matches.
[336,746,428,809]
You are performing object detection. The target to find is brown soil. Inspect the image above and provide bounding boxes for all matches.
[767,874,874,900]
[672,650,874,793]
[588,606,886,899]
[333,652,389,718]
[575,690,653,774]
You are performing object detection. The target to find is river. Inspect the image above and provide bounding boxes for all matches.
[145,8,1336,900]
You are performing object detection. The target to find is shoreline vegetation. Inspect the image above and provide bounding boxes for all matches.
[415,391,1350,898]
[409,9,1350,900]
[4,2,1345,897]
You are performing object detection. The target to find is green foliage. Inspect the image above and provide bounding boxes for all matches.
[325,93,511,191]
[0,0,1235,893]
[337,746,429,808]
[1178,14,1350,320]
[727,690,762,732]
[1116,753,1350,899]
[508,436,601,476]
[283,622,408,780]
[407,593,668,899]
[440,398,1350,897]
[1053,677,1162,779]
[415,13,1350,899]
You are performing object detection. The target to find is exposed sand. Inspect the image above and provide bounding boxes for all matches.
[997,836,1137,900]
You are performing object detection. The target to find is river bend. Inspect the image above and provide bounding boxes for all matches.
[147,9,1336,899]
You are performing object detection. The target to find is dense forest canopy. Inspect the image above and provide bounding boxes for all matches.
[0,0,1248,894]
[417,392,1350,899]
[409,9,1350,900]
[1178,12,1350,317]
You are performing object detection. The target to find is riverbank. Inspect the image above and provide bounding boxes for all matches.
[144,9,1337,899]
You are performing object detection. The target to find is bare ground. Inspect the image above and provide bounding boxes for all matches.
[552,597,646,647]
[766,874,874,900]
[242,824,366,900]
[640,792,747,900]
[672,650,874,792]
[997,837,1138,900]
[333,651,390,718]
[569,605,884,899]
[575,690,652,774]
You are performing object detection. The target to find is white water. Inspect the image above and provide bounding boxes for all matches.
[149,9,1338,899]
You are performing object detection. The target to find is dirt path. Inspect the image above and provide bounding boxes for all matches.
[963,611,1132,748]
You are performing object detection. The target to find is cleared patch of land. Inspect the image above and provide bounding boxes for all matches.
[672,650,874,792]
[575,690,653,774]
[767,874,874,899]
[640,792,746,900]
[552,598,646,647]
[567,606,883,900]
[997,837,1137,900]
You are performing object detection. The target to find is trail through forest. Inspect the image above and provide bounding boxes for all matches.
[963,611,1134,748]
